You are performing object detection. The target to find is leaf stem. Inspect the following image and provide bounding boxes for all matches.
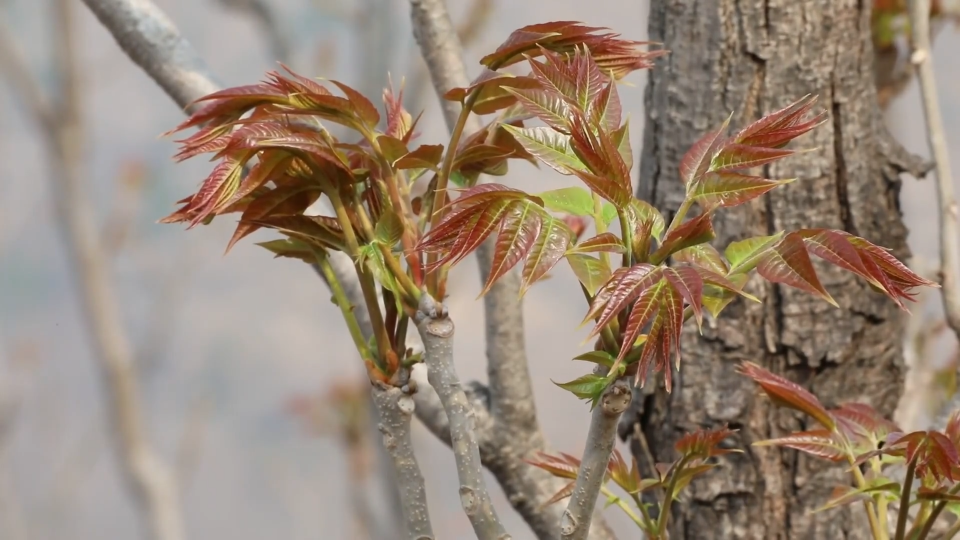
[327,184,392,368]
[656,454,691,536]
[914,482,960,540]
[666,198,693,235]
[313,248,372,359]
[600,486,643,528]
[366,132,425,287]
[593,193,611,269]
[846,452,885,540]
[629,492,656,533]
[894,454,919,540]
[618,210,633,268]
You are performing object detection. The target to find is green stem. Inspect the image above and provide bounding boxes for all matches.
[915,482,960,540]
[618,211,634,269]
[666,198,693,235]
[593,193,611,269]
[327,184,392,368]
[600,486,644,528]
[425,90,481,295]
[313,248,371,360]
[629,492,657,534]
[895,455,919,540]
[657,455,691,536]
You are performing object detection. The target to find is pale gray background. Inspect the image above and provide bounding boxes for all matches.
[0,1,957,539]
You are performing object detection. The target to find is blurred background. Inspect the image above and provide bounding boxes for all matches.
[0,1,957,539]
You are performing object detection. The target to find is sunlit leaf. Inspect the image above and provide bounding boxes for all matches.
[725,232,785,275]
[501,125,586,174]
[756,233,837,306]
[537,186,595,216]
[567,232,625,255]
[691,172,795,210]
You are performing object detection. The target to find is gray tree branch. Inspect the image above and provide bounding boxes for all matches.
[907,0,960,340]
[80,0,221,113]
[371,383,435,540]
[415,293,509,539]
[406,2,617,539]
[0,3,185,540]
[561,380,631,540]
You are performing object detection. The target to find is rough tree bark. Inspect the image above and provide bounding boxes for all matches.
[621,2,928,538]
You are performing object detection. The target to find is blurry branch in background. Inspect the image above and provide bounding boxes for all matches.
[872,0,960,108]
[287,381,395,540]
[404,0,493,115]
[0,2,185,540]
[907,0,960,435]
[908,0,960,354]
[0,340,40,540]
[896,257,958,431]
[214,0,290,62]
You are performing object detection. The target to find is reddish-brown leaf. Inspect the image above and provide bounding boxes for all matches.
[691,172,794,210]
[226,185,323,252]
[679,113,731,187]
[753,429,847,461]
[675,425,738,459]
[394,144,445,170]
[756,233,837,306]
[738,361,836,430]
[711,144,795,172]
[734,94,826,148]
[567,232,625,254]
[416,184,572,295]
[664,265,704,328]
[650,214,716,264]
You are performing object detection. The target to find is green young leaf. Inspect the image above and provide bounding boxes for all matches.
[724,232,785,275]
[255,237,316,263]
[537,186,595,216]
[566,253,612,296]
[501,125,586,174]
[572,350,619,370]
[601,202,619,226]
[374,210,404,246]
[553,373,614,408]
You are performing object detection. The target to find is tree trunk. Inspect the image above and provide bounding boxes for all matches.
[623,2,914,538]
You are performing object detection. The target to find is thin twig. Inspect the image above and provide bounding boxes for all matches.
[371,383,435,540]
[214,0,290,62]
[560,379,632,540]
[415,293,509,540]
[0,3,185,540]
[908,0,960,338]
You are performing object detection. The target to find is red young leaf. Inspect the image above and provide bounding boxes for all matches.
[691,172,795,210]
[756,233,837,306]
[383,80,414,141]
[753,429,847,461]
[737,361,836,431]
[567,232,625,254]
[524,451,582,479]
[734,94,826,148]
[664,266,704,329]
[679,113,731,187]
[479,21,661,78]
[675,425,738,459]
[650,214,716,264]
[672,244,729,275]
[501,125,586,174]
[831,402,900,446]
[226,185,324,252]
[710,144,795,172]
[416,184,572,295]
